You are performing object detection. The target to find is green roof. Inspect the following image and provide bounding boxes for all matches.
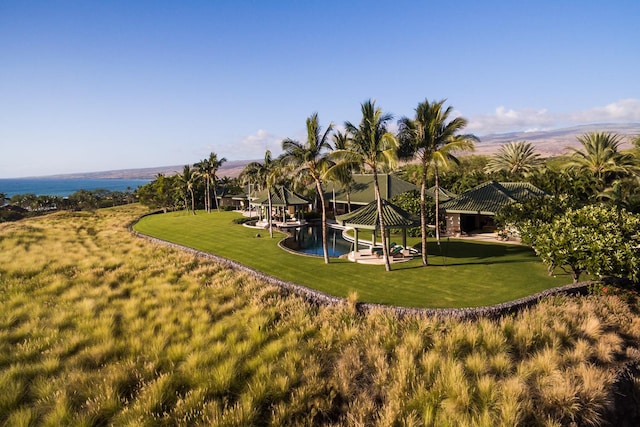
[329,174,419,205]
[441,181,547,215]
[426,186,456,202]
[336,200,419,230]
[252,186,310,207]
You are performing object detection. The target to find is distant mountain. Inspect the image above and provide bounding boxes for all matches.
[42,123,640,179]
[474,123,640,157]
[45,160,255,180]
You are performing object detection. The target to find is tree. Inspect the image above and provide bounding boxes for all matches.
[0,192,6,206]
[398,99,477,265]
[194,159,213,213]
[333,100,398,271]
[564,132,635,194]
[325,130,358,213]
[496,194,573,246]
[529,204,640,283]
[178,165,197,214]
[136,174,178,212]
[208,152,227,212]
[195,152,227,213]
[240,150,280,238]
[484,141,542,178]
[281,113,334,264]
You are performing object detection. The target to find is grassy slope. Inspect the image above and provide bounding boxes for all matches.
[133,210,567,308]
[1,205,639,425]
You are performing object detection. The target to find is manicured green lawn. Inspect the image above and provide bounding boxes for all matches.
[133,210,569,308]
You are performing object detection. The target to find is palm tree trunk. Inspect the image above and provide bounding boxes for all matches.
[420,166,429,266]
[434,164,441,243]
[205,179,211,213]
[212,181,220,212]
[267,191,273,238]
[189,188,195,214]
[316,180,330,264]
[373,171,391,272]
[347,188,352,213]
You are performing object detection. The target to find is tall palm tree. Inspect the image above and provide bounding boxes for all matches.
[281,113,334,264]
[326,130,358,213]
[240,150,280,238]
[333,100,398,271]
[398,99,477,266]
[194,158,213,213]
[208,152,227,212]
[484,141,542,178]
[195,152,227,213]
[565,132,635,192]
[178,165,197,214]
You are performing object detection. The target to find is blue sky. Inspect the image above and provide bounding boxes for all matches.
[1,0,639,178]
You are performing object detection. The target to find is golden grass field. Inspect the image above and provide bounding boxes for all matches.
[1,204,639,426]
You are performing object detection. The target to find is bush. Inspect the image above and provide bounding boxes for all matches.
[232,216,258,224]
[0,209,26,222]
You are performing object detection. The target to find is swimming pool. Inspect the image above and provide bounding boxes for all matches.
[283,225,364,257]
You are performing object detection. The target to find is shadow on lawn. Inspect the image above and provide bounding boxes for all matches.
[400,239,539,267]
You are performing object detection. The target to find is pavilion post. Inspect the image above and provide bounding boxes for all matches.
[354,228,359,257]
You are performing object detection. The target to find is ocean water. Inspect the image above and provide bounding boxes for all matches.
[0,178,151,198]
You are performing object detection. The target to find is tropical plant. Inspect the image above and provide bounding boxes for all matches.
[564,132,636,193]
[0,192,6,206]
[281,113,334,264]
[333,100,398,271]
[398,99,477,265]
[484,141,542,177]
[195,152,227,213]
[194,158,213,212]
[178,164,197,214]
[240,150,280,238]
[528,204,640,283]
[325,130,357,213]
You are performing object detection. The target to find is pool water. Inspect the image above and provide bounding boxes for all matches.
[284,225,361,257]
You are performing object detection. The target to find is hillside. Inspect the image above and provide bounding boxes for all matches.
[474,122,640,157]
[44,159,254,180]
[42,123,640,179]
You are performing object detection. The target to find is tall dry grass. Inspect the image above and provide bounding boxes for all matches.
[0,204,639,425]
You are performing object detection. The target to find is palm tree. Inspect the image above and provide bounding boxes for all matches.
[326,130,358,213]
[240,150,280,238]
[484,141,542,178]
[398,99,477,266]
[194,158,213,213]
[195,152,227,213]
[565,132,635,192]
[208,152,227,212]
[333,100,398,271]
[281,113,334,264]
[178,165,196,214]
[0,192,6,207]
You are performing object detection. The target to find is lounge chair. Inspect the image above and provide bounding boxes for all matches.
[390,244,404,257]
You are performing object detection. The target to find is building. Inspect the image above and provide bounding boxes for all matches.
[327,174,419,214]
[441,181,548,235]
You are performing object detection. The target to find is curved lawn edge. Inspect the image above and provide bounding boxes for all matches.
[129,212,614,319]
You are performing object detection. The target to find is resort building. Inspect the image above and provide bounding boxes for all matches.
[249,186,311,226]
[327,174,419,214]
[441,181,548,236]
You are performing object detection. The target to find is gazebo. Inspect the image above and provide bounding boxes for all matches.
[251,186,311,226]
[336,200,419,262]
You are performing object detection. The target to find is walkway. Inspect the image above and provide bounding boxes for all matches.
[346,249,414,265]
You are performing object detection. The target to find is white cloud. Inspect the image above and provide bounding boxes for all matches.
[467,106,555,134]
[570,98,640,123]
[466,98,640,135]
[234,129,282,158]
